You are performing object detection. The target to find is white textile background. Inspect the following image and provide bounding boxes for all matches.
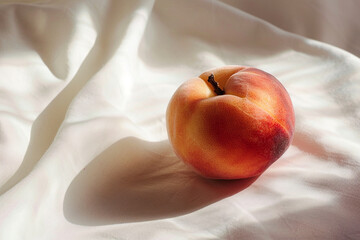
[0,0,360,239]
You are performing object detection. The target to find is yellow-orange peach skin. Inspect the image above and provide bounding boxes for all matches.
[166,66,295,179]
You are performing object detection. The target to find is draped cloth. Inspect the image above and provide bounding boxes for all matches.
[0,0,359,239]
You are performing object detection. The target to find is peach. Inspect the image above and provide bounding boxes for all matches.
[166,66,295,179]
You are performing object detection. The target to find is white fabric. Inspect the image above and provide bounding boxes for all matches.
[1,0,359,239]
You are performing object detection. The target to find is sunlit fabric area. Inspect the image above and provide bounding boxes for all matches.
[0,0,359,239]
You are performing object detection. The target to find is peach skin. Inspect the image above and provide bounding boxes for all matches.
[166,66,295,179]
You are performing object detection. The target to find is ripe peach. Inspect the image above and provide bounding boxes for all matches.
[166,66,295,179]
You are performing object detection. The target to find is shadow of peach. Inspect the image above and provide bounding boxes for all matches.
[63,137,257,226]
